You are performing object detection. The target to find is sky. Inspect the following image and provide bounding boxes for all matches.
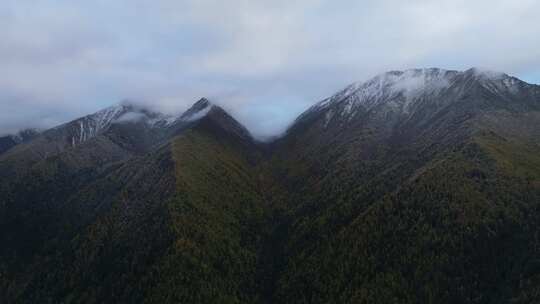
[1,0,540,138]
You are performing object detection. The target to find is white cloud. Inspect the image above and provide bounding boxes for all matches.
[0,0,539,137]
[114,112,146,123]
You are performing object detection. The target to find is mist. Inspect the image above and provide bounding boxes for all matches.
[1,0,539,137]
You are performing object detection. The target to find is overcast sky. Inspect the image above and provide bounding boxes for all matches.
[1,0,540,137]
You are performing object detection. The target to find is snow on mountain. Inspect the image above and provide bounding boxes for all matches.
[5,98,222,150]
[181,103,213,123]
[66,104,126,146]
[182,105,213,122]
[299,68,526,124]
[465,67,526,96]
[0,128,41,154]
[5,128,41,143]
[54,103,177,147]
[310,68,457,114]
[93,104,126,130]
[175,98,214,124]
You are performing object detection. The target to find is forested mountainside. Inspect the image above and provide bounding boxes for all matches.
[268,68,540,303]
[0,129,40,155]
[1,68,539,303]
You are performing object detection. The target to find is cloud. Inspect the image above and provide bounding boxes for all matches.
[1,0,539,137]
[114,112,147,124]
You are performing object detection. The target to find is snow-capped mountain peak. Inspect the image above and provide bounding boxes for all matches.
[462,67,525,96]
[299,67,529,126]
[5,128,41,143]
[312,68,457,112]
[178,98,214,123]
[56,102,176,147]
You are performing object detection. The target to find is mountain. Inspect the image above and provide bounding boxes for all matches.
[0,129,40,155]
[0,98,270,303]
[269,68,540,303]
[1,68,539,303]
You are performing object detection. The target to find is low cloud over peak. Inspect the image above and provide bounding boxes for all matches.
[1,0,539,137]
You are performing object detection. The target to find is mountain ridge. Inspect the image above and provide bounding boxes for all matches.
[2,68,538,145]
[295,67,539,127]
[1,68,539,303]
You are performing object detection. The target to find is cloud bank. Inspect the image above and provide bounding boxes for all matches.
[1,0,539,137]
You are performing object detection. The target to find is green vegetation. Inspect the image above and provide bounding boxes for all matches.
[1,104,539,303]
[274,138,540,303]
[143,130,267,303]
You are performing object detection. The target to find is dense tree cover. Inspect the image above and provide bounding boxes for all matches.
[0,123,271,303]
[273,137,540,303]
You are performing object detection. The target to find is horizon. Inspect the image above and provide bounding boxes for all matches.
[1,1,540,137]
[1,65,538,138]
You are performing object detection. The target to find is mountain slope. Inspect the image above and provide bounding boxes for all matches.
[0,99,270,303]
[0,129,40,155]
[269,68,540,303]
[0,103,175,184]
[1,68,539,303]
